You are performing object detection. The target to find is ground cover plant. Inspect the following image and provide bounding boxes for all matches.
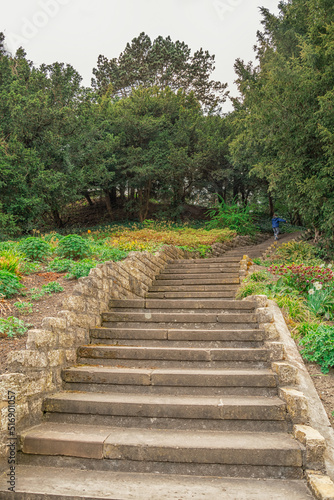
[238,240,334,373]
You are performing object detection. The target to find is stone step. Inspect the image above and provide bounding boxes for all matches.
[78,345,269,363]
[148,284,239,292]
[109,299,255,310]
[90,327,265,342]
[154,278,240,286]
[157,273,240,280]
[62,366,277,390]
[101,312,258,324]
[164,265,241,272]
[146,291,237,298]
[0,466,314,498]
[44,409,289,434]
[172,257,242,263]
[43,392,287,422]
[102,321,259,331]
[19,423,304,472]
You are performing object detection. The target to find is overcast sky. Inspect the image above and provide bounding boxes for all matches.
[2,0,280,111]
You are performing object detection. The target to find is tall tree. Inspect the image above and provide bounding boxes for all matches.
[230,0,334,233]
[92,33,228,110]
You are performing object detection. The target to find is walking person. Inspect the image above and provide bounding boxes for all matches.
[272,214,287,241]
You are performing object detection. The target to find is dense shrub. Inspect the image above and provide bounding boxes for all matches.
[65,259,98,279]
[0,271,23,298]
[19,237,51,261]
[299,324,334,374]
[206,198,257,235]
[57,234,91,260]
[47,258,75,273]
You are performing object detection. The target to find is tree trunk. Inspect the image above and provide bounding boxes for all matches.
[51,208,63,228]
[110,187,117,207]
[104,190,113,219]
[268,193,274,217]
[83,192,94,206]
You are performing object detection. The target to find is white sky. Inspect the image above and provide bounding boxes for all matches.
[2,0,280,111]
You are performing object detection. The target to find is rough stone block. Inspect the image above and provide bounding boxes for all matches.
[62,296,86,313]
[41,317,67,333]
[65,349,77,364]
[7,350,48,370]
[48,350,66,367]
[256,307,274,323]
[280,388,309,424]
[247,295,268,308]
[294,425,326,471]
[58,330,77,348]
[272,362,298,385]
[26,329,58,350]
[307,472,334,500]
[259,322,280,340]
[264,341,284,361]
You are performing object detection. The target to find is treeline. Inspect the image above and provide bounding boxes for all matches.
[0,0,333,244]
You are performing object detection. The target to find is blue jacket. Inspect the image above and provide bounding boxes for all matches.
[272,217,286,228]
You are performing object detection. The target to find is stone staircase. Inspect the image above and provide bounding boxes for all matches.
[0,250,315,499]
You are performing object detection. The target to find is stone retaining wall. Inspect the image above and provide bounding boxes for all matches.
[0,245,193,467]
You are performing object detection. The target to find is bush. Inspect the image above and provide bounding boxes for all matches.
[65,259,98,279]
[0,250,26,275]
[0,271,23,298]
[299,324,334,373]
[19,237,51,261]
[57,234,91,260]
[47,258,75,273]
[307,283,334,320]
[206,198,257,235]
[0,316,30,338]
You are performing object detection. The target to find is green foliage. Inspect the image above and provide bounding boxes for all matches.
[307,284,334,320]
[274,295,312,323]
[230,0,334,236]
[269,263,334,293]
[46,258,75,273]
[247,270,270,282]
[0,250,25,275]
[177,244,212,258]
[206,198,257,235]
[20,261,42,274]
[299,324,334,374]
[236,281,268,299]
[89,244,129,262]
[14,301,33,314]
[28,281,64,301]
[272,241,321,265]
[19,237,51,261]
[41,282,64,294]
[0,316,31,338]
[57,234,91,260]
[65,259,98,279]
[92,32,228,109]
[0,271,23,298]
